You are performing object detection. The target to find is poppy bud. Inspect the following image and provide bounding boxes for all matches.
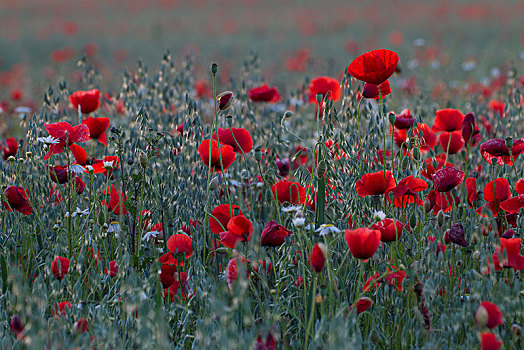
[284,110,293,118]
[401,157,409,171]
[424,198,433,213]
[317,160,327,178]
[10,315,24,335]
[316,93,324,105]
[437,210,445,226]
[217,91,234,111]
[254,148,262,162]
[413,148,421,161]
[127,157,134,166]
[388,113,396,125]
[138,152,148,169]
[211,62,218,75]
[409,215,417,229]
[310,243,327,272]
[209,176,220,190]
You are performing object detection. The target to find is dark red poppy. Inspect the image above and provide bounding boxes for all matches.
[271,180,307,204]
[432,166,464,192]
[74,177,85,194]
[43,122,90,160]
[9,315,24,340]
[492,238,524,270]
[344,228,381,259]
[362,80,391,99]
[308,76,341,102]
[477,178,510,217]
[166,233,193,264]
[51,301,72,317]
[2,137,18,160]
[51,256,70,280]
[439,131,464,154]
[350,297,373,314]
[219,215,253,248]
[164,272,188,302]
[462,112,480,147]
[356,170,396,197]
[309,243,327,272]
[393,123,437,153]
[74,318,89,333]
[2,186,32,215]
[82,117,110,146]
[444,223,468,247]
[393,109,415,129]
[372,218,403,242]
[476,301,503,329]
[102,184,127,215]
[500,195,524,214]
[421,154,454,180]
[388,176,428,208]
[104,261,118,278]
[217,91,234,111]
[431,109,464,132]
[255,331,276,350]
[480,138,524,166]
[159,263,187,290]
[212,127,253,153]
[480,332,502,350]
[276,157,290,177]
[248,84,281,103]
[347,49,399,85]
[260,220,292,247]
[198,139,236,172]
[47,165,69,184]
[466,177,478,207]
[69,89,100,114]
[209,204,243,234]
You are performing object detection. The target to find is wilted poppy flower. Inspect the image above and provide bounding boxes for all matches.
[431,109,464,132]
[51,301,72,317]
[466,177,478,207]
[51,256,70,280]
[393,109,415,129]
[356,170,396,197]
[351,297,373,314]
[219,215,253,248]
[500,195,524,214]
[104,261,118,278]
[480,332,502,350]
[209,204,243,234]
[439,131,464,154]
[2,137,18,160]
[74,177,85,195]
[248,84,281,103]
[372,218,403,242]
[388,176,428,208]
[102,184,127,215]
[212,127,253,153]
[444,223,468,247]
[492,238,524,270]
[475,301,503,329]
[432,166,464,192]
[480,138,524,166]
[362,80,391,99]
[309,243,327,272]
[43,122,90,160]
[198,139,236,172]
[347,49,399,85]
[260,220,292,247]
[82,117,110,146]
[2,186,32,215]
[477,178,510,217]
[166,233,193,263]
[47,165,70,184]
[344,228,381,259]
[217,91,234,111]
[308,76,341,102]
[272,180,307,204]
[69,89,100,114]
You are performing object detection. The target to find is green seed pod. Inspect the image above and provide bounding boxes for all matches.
[388,112,396,125]
[424,198,433,213]
[505,137,513,149]
[226,115,233,127]
[211,63,218,75]
[254,148,262,162]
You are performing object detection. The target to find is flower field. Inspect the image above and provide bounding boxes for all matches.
[1,0,524,349]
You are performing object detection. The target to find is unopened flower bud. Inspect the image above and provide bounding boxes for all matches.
[475,305,489,328]
[424,198,433,213]
[254,148,262,162]
[127,157,134,166]
[412,147,421,161]
[317,160,327,178]
[209,176,220,190]
[25,151,32,158]
[138,152,148,169]
[211,63,218,75]
[388,113,396,125]
[437,210,445,226]
[217,91,234,111]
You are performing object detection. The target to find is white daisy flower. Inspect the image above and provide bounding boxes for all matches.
[86,165,95,172]
[107,221,121,237]
[373,210,386,222]
[142,229,161,241]
[70,164,86,173]
[293,217,306,228]
[37,136,60,145]
[315,224,341,236]
[282,205,302,213]
[15,107,31,114]
[103,160,115,168]
[71,207,89,217]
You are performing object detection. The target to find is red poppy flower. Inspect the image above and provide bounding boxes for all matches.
[212,127,253,153]
[166,233,193,262]
[383,267,407,291]
[195,80,212,99]
[69,144,87,165]
[2,137,18,160]
[388,176,428,208]
[198,139,236,172]
[362,271,381,292]
[260,220,292,247]
[489,100,505,117]
[2,186,32,215]
[421,154,454,180]
[462,112,480,147]
[104,261,118,278]
[247,84,281,103]
[427,190,460,214]
[217,91,234,111]
[500,195,524,214]
[82,117,110,146]
[477,178,510,217]
[9,315,24,340]
[271,180,307,204]
[51,256,70,280]
[69,89,100,114]
[344,228,381,260]
[466,177,478,207]
[492,238,524,270]
[431,109,464,132]
[309,243,327,272]
[516,179,524,194]
[350,297,373,314]
[372,218,403,242]
[43,122,90,160]
[255,332,276,350]
[480,138,524,166]
[439,131,464,154]
[476,301,503,329]
[225,257,250,289]
[347,49,399,85]
[393,109,414,129]
[74,318,89,333]
[356,170,396,197]
[393,123,437,152]
[51,301,72,317]
[91,155,119,177]
[74,177,85,195]
[362,80,391,99]
[159,263,187,290]
[480,332,502,350]
[308,76,341,103]
[444,222,468,247]
[164,272,188,302]
[432,166,464,192]
[276,157,290,177]
[209,204,243,234]
[219,215,253,248]
[102,184,127,215]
